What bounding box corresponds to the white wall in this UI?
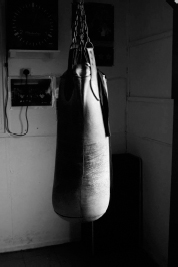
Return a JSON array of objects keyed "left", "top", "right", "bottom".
[
  {"left": 0, "top": 0, "right": 127, "bottom": 252},
  {"left": 127, "top": 1, "right": 173, "bottom": 266}
]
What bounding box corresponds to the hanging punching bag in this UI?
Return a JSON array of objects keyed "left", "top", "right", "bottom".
[{"left": 52, "top": 1, "right": 112, "bottom": 222}]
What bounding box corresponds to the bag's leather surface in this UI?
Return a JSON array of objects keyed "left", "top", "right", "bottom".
[{"left": 52, "top": 48, "right": 111, "bottom": 222}]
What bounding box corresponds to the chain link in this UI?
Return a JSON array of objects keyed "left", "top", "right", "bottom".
[{"left": 72, "top": 1, "right": 91, "bottom": 48}]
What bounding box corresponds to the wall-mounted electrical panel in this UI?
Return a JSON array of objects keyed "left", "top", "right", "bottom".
[{"left": 9, "top": 77, "right": 52, "bottom": 107}]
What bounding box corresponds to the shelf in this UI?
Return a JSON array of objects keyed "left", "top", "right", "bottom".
[{"left": 8, "top": 50, "right": 60, "bottom": 59}]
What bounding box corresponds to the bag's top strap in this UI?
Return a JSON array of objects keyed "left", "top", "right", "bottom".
[
  {"left": 87, "top": 47, "right": 100, "bottom": 100},
  {"left": 87, "top": 46, "right": 111, "bottom": 137},
  {"left": 97, "top": 71, "right": 111, "bottom": 137}
]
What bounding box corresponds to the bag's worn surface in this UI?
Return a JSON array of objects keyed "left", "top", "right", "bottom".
[
  {"left": 52, "top": 58, "right": 111, "bottom": 222},
  {"left": 52, "top": 1, "right": 111, "bottom": 222}
]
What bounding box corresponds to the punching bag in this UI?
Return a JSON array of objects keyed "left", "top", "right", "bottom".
[{"left": 52, "top": 1, "right": 112, "bottom": 222}]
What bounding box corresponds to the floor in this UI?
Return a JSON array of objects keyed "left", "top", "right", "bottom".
[{"left": 0, "top": 241, "right": 159, "bottom": 267}]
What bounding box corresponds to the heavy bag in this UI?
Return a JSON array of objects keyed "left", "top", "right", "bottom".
[{"left": 52, "top": 47, "right": 111, "bottom": 222}]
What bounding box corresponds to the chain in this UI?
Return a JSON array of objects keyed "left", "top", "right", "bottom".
[{"left": 71, "top": 1, "right": 90, "bottom": 48}]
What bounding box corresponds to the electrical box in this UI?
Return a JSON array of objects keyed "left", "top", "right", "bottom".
[{"left": 9, "top": 77, "right": 52, "bottom": 106}]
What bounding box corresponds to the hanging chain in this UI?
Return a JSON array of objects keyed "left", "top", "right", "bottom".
[
  {"left": 69, "top": 1, "right": 93, "bottom": 66},
  {"left": 71, "top": 1, "right": 90, "bottom": 49}
]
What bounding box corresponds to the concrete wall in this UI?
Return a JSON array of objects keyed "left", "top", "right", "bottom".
[
  {"left": 0, "top": 0, "right": 127, "bottom": 252},
  {"left": 126, "top": 1, "right": 173, "bottom": 266}
]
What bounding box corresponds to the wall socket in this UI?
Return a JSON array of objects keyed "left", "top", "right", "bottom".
[{"left": 20, "top": 68, "right": 31, "bottom": 77}]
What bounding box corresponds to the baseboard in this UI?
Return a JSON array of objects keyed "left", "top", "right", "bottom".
[{"left": 0, "top": 237, "right": 81, "bottom": 253}]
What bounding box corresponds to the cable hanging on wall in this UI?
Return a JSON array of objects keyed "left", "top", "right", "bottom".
[{"left": 4, "top": 63, "right": 29, "bottom": 137}]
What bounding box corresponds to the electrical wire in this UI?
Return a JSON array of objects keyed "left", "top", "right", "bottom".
[{"left": 4, "top": 63, "right": 29, "bottom": 137}]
